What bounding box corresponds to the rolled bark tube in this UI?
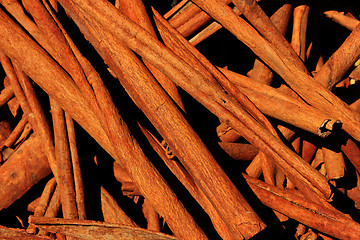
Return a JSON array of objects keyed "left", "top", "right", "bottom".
[
  {"left": 0, "top": 134, "right": 51, "bottom": 211},
  {"left": 244, "top": 174, "right": 360, "bottom": 240}
]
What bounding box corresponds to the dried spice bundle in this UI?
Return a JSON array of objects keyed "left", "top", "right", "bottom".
[{"left": 0, "top": 0, "right": 359, "bottom": 240}]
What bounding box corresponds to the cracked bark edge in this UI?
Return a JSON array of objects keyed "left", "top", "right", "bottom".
[{"left": 317, "top": 119, "right": 342, "bottom": 138}]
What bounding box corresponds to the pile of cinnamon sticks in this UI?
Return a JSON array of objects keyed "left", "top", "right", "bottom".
[{"left": 0, "top": 0, "right": 360, "bottom": 239}]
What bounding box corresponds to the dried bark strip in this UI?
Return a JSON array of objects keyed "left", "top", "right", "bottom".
[
  {"left": 33, "top": 178, "right": 57, "bottom": 216},
  {"left": 29, "top": 216, "right": 179, "bottom": 240},
  {"left": 315, "top": 24, "right": 360, "bottom": 89},
  {"left": 27, "top": 178, "right": 56, "bottom": 234},
  {"left": 50, "top": 98, "right": 78, "bottom": 220},
  {"left": 169, "top": 0, "right": 232, "bottom": 37},
  {"left": 189, "top": 20, "right": 222, "bottom": 46},
  {"left": 0, "top": 85, "right": 14, "bottom": 108},
  {"left": 324, "top": 11, "right": 359, "bottom": 31},
  {"left": 291, "top": 4, "right": 310, "bottom": 61},
  {"left": 0, "top": 225, "right": 51, "bottom": 239},
  {"left": 38, "top": 186, "right": 62, "bottom": 236},
  {"left": 168, "top": 1, "right": 203, "bottom": 30},
  {"left": 65, "top": 113, "right": 86, "bottom": 220},
  {"left": 244, "top": 174, "right": 360, "bottom": 239},
  {"left": 0, "top": 135, "right": 51, "bottom": 210}
]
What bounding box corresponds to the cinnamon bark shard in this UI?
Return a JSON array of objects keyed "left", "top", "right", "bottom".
[
  {"left": 317, "top": 119, "right": 342, "bottom": 138},
  {"left": 29, "top": 216, "right": 178, "bottom": 240}
]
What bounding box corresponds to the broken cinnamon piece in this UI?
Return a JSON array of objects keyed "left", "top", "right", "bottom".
[
  {"left": 65, "top": 113, "right": 86, "bottom": 220},
  {"left": 0, "top": 225, "right": 51, "bottom": 239},
  {"left": 315, "top": 23, "right": 360, "bottom": 89},
  {"left": 1, "top": 116, "right": 28, "bottom": 150},
  {"left": 216, "top": 123, "right": 242, "bottom": 142},
  {"left": 116, "top": 0, "right": 185, "bottom": 111},
  {"left": 163, "top": 0, "right": 189, "bottom": 19},
  {"left": 322, "top": 146, "right": 346, "bottom": 180},
  {"left": 50, "top": 98, "right": 78, "bottom": 220},
  {"left": 142, "top": 198, "right": 161, "bottom": 232},
  {"left": 0, "top": 134, "right": 51, "bottom": 211},
  {"left": 243, "top": 174, "right": 360, "bottom": 239},
  {"left": 291, "top": 4, "right": 310, "bottom": 61},
  {"left": 324, "top": 10, "right": 359, "bottom": 31},
  {"left": 0, "top": 85, "right": 14, "bottom": 108},
  {"left": 301, "top": 139, "right": 318, "bottom": 163}
]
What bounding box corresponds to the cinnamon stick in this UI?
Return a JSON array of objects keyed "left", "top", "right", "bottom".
[
  {"left": 29, "top": 216, "right": 179, "bottom": 240},
  {"left": 1, "top": 116, "right": 28, "bottom": 149},
  {"left": 0, "top": 85, "right": 14, "bottom": 108},
  {"left": 0, "top": 134, "right": 51, "bottom": 210},
  {"left": 249, "top": 3, "right": 293, "bottom": 84},
  {"left": 324, "top": 10, "right": 359, "bottom": 31},
  {"left": 65, "top": 113, "right": 86, "bottom": 220},
  {"left": 50, "top": 98, "right": 78, "bottom": 220},
  {"left": 142, "top": 198, "right": 161, "bottom": 232},
  {"left": 220, "top": 68, "right": 340, "bottom": 137},
  {"left": 315, "top": 23, "right": 360, "bottom": 89},
  {"left": 291, "top": 4, "right": 310, "bottom": 61},
  {"left": 0, "top": 225, "right": 51, "bottom": 239},
  {"left": 27, "top": 178, "right": 56, "bottom": 234},
  {"left": 244, "top": 174, "right": 360, "bottom": 239},
  {"left": 322, "top": 146, "right": 345, "bottom": 180}
]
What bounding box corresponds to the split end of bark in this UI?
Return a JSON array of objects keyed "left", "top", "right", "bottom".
[{"left": 317, "top": 119, "right": 342, "bottom": 138}]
